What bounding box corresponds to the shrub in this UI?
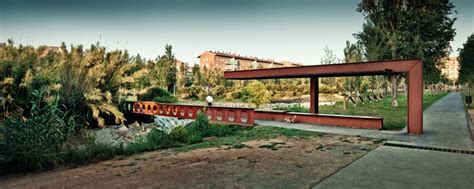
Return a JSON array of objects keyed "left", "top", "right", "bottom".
[
  {"left": 188, "top": 85, "right": 206, "bottom": 100},
  {"left": 170, "top": 126, "right": 188, "bottom": 143},
  {"left": 187, "top": 111, "right": 211, "bottom": 137},
  {"left": 139, "top": 86, "right": 176, "bottom": 103},
  {"left": 243, "top": 81, "right": 271, "bottom": 108},
  {"left": 185, "top": 131, "right": 203, "bottom": 144},
  {"left": 145, "top": 128, "right": 175, "bottom": 149},
  {"left": 274, "top": 103, "right": 309, "bottom": 113},
  {"left": 206, "top": 124, "right": 242, "bottom": 137},
  {"left": 0, "top": 88, "right": 76, "bottom": 171}
]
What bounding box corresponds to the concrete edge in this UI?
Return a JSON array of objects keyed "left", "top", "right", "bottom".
[
  {"left": 463, "top": 105, "right": 474, "bottom": 141},
  {"left": 385, "top": 140, "right": 474, "bottom": 152}
]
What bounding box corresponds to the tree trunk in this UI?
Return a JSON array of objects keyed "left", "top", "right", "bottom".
[
  {"left": 353, "top": 90, "right": 357, "bottom": 108},
  {"left": 389, "top": 36, "right": 398, "bottom": 108},
  {"left": 343, "top": 96, "right": 347, "bottom": 110},
  {"left": 390, "top": 75, "right": 398, "bottom": 107}
]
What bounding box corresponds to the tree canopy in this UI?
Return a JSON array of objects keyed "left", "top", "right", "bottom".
[
  {"left": 355, "top": 0, "right": 457, "bottom": 83},
  {"left": 458, "top": 34, "right": 474, "bottom": 85}
]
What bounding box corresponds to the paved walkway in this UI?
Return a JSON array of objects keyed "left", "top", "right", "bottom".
[
  {"left": 313, "top": 146, "right": 474, "bottom": 189},
  {"left": 257, "top": 92, "right": 474, "bottom": 188}
]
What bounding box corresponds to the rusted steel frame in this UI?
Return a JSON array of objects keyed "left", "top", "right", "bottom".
[
  {"left": 224, "top": 59, "right": 423, "bottom": 135},
  {"left": 254, "top": 110, "right": 383, "bottom": 129},
  {"left": 224, "top": 59, "right": 419, "bottom": 79},
  {"left": 310, "top": 77, "right": 319, "bottom": 113},
  {"left": 407, "top": 61, "right": 423, "bottom": 135}
]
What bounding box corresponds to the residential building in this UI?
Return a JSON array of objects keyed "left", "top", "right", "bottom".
[
  {"left": 0, "top": 43, "right": 5, "bottom": 47},
  {"left": 39, "top": 46, "right": 62, "bottom": 58},
  {"left": 176, "top": 60, "right": 192, "bottom": 78},
  {"left": 197, "top": 51, "right": 300, "bottom": 71},
  {"left": 440, "top": 57, "right": 459, "bottom": 82}
]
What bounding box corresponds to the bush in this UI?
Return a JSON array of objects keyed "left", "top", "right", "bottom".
[
  {"left": 0, "top": 88, "right": 76, "bottom": 171},
  {"left": 185, "top": 131, "right": 203, "bottom": 144},
  {"left": 243, "top": 81, "right": 271, "bottom": 108},
  {"left": 188, "top": 85, "right": 206, "bottom": 100},
  {"left": 139, "top": 86, "right": 176, "bottom": 103},
  {"left": 170, "top": 126, "right": 188, "bottom": 143},
  {"left": 206, "top": 124, "right": 243, "bottom": 137},
  {"left": 273, "top": 103, "right": 309, "bottom": 113},
  {"left": 187, "top": 111, "right": 211, "bottom": 137},
  {"left": 146, "top": 128, "right": 175, "bottom": 149}
]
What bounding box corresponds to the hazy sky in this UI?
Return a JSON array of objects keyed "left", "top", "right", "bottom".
[{"left": 1, "top": 0, "right": 473, "bottom": 65}]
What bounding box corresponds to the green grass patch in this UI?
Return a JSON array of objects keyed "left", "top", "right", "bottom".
[{"left": 276, "top": 93, "right": 448, "bottom": 130}]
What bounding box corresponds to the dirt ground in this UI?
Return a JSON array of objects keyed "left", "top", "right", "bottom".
[{"left": 0, "top": 134, "right": 382, "bottom": 188}]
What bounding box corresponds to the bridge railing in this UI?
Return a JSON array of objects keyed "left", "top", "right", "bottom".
[{"left": 121, "top": 101, "right": 254, "bottom": 126}]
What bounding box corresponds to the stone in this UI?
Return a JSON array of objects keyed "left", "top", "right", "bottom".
[
  {"left": 129, "top": 121, "right": 140, "bottom": 129},
  {"left": 118, "top": 124, "right": 129, "bottom": 132},
  {"left": 94, "top": 128, "right": 116, "bottom": 146}
]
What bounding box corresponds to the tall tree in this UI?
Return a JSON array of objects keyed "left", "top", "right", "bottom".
[
  {"left": 191, "top": 64, "right": 201, "bottom": 86},
  {"left": 342, "top": 41, "right": 367, "bottom": 107},
  {"left": 155, "top": 44, "right": 177, "bottom": 92},
  {"left": 458, "top": 34, "right": 474, "bottom": 87},
  {"left": 320, "top": 46, "right": 339, "bottom": 65},
  {"left": 320, "top": 46, "right": 340, "bottom": 87},
  {"left": 177, "top": 62, "right": 187, "bottom": 88},
  {"left": 355, "top": 0, "right": 456, "bottom": 107}
]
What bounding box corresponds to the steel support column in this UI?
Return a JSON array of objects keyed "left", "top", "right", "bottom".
[
  {"left": 407, "top": 61, "right": 423, "bottom": 135},
  {"left": 310, "top": 77, "right": 319, "bottom": 113}
]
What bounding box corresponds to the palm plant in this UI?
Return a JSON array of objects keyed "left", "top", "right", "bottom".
[{"left": 56, "top": 43, "right": 146, "bottom": 127}]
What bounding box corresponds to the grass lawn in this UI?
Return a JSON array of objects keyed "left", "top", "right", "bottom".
[
  {"left": 319, "top": 93, "right": 448, "bottom": 130},
  {"left": 278, "top": 93, "right": 448, "bottom": 130},
  {"left": 173, "top": 126, "right": 323, "bottom": 152}
]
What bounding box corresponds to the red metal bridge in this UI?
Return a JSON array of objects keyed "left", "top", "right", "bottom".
[{"left": 122, "top": 101, "right": 255, "bottom": 126}]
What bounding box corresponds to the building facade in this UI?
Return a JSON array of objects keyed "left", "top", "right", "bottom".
[
  {"left": 197, "top": 51, "right": 300, "bottom": 71},
  {"left": 440, "top": 57, "right": 459, "bottom": 82}
]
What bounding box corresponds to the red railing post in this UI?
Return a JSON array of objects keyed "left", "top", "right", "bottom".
[{"left": 248, "top": 110, "right": 255, "bottom": 126}]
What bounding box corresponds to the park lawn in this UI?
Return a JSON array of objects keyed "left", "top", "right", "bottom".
[{"left": 318, "top": 93, "right": 448, "bottom": 130}]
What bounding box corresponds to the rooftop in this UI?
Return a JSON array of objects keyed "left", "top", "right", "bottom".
[{"left": 198, "top": 50, "right": 303, "bottom": 66}]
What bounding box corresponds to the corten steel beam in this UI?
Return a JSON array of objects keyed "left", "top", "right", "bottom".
[
  {"left": 224, "top": 59, "right": 424, "bottom": 135},
  {"left": 223, "top": 59, "right": 420, "bottom": 79},
  {"left": 254, "top": 110, "right": 383, "bottom": 129},
  {"left": 407, "top": 61, "right": 423, "bottom": 135},
  {"left": 310, "top": 77, "right": 319, "bottom": 113}
]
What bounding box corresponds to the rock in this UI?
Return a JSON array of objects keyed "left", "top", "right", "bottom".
[
  {"left": 95, "top": 128, "right": 117, "bottom": 146},
  {"left": 142, "top": 123, "right": 157, "bottom": 129},
  {"left": 129, "top": 121, "right": 140, "bottom": 129},
  {"left": 118, "top": 125, "right": 129, "bottom": 132}
]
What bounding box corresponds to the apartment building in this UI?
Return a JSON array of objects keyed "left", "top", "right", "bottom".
[
  {"left": 197, "top": 51, "right": 301, "bottom": 71},
  {"left": 440, "top": 57, "right": 460, "bottom": 82}
]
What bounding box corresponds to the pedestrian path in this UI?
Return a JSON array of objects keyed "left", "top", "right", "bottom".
[
  {"left": 312, "top": 145, "right": 474, "bottom": 189},
  {"left": 295, "top": 92, "right": 474, "bottom": 188}
]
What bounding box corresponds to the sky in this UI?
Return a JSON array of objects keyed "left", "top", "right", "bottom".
[{"left": 0, "top": 0, "right": 473, "bottom": 65}]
